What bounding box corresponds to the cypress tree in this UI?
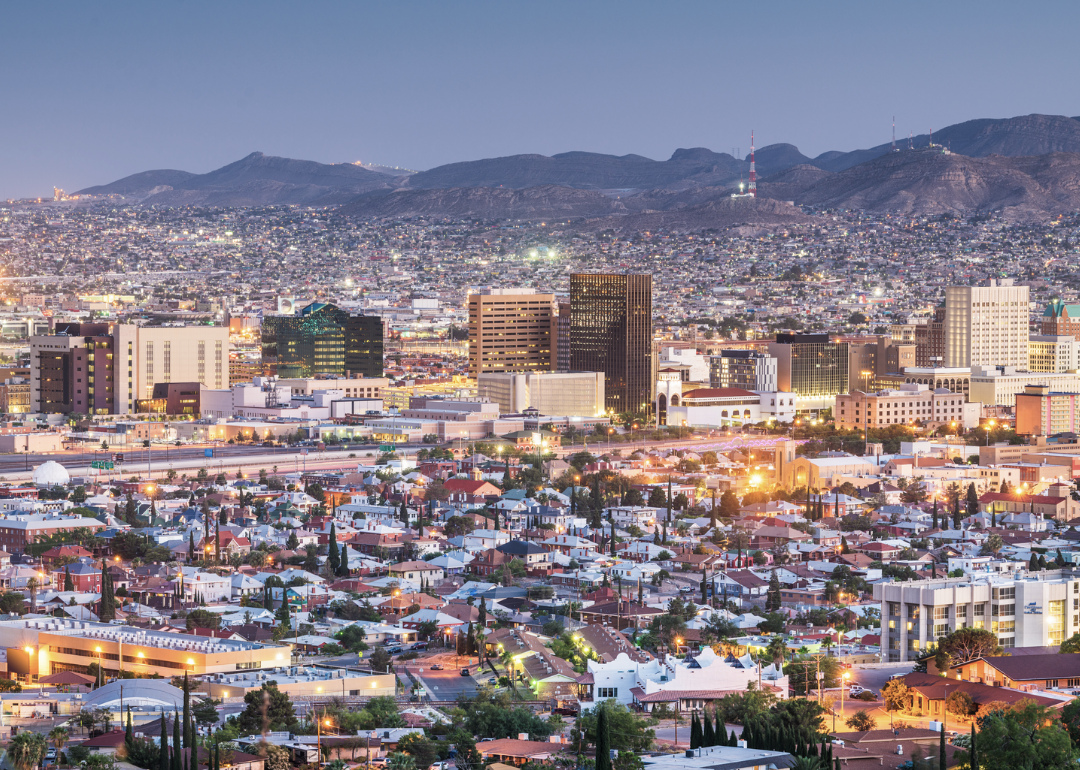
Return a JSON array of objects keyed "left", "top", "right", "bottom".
[
  {"left": 591, "top": 477, "right": 602, "bottom": 529},
  {"left": 932, "top": 498, "right": 939, "bottom": 530},
  {"left": 63, "top": 567, "right": 74, "bottom": 592},
  {"left": 689, "top": 713, "right": 701, "bottom": 749},
  {"left": 214, "top": 517, "right": 221, "bottom": 564},
  {"left": 939, "top": 722, "right": 946, "bottom": 770},
  {"left": 953, "top": 493, "right": 961, "bottom": 529},
  {"left": 970, "top": 722, "right": 977, "bottom": 770},
  {"left": 595, "top": 705, "right": 611, "bottom": 770},
  {"left": 159, "top": 711, "right": 169, "bottom": 770},
  {"left": 182, "top": 673, "right": 191, "bottom": 748},
  {"left": 215, "top": 740, "right": 221, "bottom": 770},
  {"left": 172, "top": 711, "right": 181, "bottom": 770},
  {"left": 1039, "top": 554, "right": 1048, "bottom": 570},
  {"left": 338, "top": 543, "right": 350, "bottom": 577},
  {"left": 666, "top": 478, "right": 673, "bottom": 525},
  {"left": 702, "top": 709, "right": 715, "bottom": 746},
  {"left": 1029, "top": 553, "right": 1040, "bottom": 572},
  {"left": 125, "top": 706, "right": 134, "bottom": 750},
  {"left": 328, "top": 522, "right": 340, "bottom": 574},
  {"left": 400, "top": 498, "right": 408, "bottom": 522},
  {"left": 610, "top": 518, "right": 617, "bottom": 556}
]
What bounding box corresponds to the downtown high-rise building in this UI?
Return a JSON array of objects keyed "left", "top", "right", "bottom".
[
  {"left": 261, "top": 302, "right": 384, "bottom": 379},
  {"left": 569, "top": 273, "right": 653, "bottom": 415},
  {"left": 944, "top": 279, "right": 1030, "bottom": 369},
  {"left": 467, "top": 289, "right": 556, "bottom": 378},
  {"left": 31, "top": 322, "right": 230, "bottom": 415}
]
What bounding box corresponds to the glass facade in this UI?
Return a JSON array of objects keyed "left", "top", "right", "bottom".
[
  {"left": 777, "top": 333, "right": 849, "bottom": 399},
  {"left": 262, "top": 303, "right": 383, "bottom": 379},
  {"left": 569, "top": 273, "right": 652, "bottom": 415}
]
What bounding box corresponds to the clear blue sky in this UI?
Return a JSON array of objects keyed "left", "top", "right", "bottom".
[{"left": 2, "top": 1, "right": 1078, "bottom": 198}]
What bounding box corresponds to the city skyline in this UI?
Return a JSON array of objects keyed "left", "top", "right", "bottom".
[{"left": 2, "top": 1, "right": 1079, "bottom": 198}]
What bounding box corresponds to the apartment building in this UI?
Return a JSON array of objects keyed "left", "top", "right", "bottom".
[
  {"left": 944, "top": 280, "right": 1030, "bottom": 369},
  {"left": 1015, "top": 384, "right": 1080, "bottom": 436},
  {"left": 0, "top": 514, "right": 107, "bottom": 554},
  {"left": 468, "top": 289, "right": 556, "bottom": 378},
  {"left": 834, "top": 383, "right": 980, "bottom": 431},
  {"left": 878, "top": 366, "right": 971, "bottom": 398},
  {"left": 876, "top": 571, "right": 1080, "bottom": 662},
  {"left": 766, "top": 333, "right": 848, "bottom": 411}
]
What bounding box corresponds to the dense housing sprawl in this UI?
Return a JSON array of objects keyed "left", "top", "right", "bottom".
[{"left": 1, "top": 199, "right": 1080, "bottom": 769}]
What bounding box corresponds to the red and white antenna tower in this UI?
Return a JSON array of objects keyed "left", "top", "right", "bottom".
[
  {"left": 892, "top": 117, "right": 896, "bottom": 152},
  {"left": 748, "top": 131, "right": 757, "bottom": 198}
]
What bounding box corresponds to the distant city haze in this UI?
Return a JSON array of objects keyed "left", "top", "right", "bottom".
[{"left": 1, "top": 1, "right": 1077, "bottom": 199}]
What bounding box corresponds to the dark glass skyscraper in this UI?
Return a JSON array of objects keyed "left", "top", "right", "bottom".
[
  {"left": 262, "top": 303, "right": 383, "bottom": 379},
  {"left": 569, "top": 273, "right": 652, "bottom": 415}
]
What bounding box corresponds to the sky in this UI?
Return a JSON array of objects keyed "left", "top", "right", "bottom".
[{"left": 2, "top": 1, "right": 1078, "bottom": 198}]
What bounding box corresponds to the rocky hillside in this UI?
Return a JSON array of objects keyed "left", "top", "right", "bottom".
[{"left": 794, "top": 148, "right": 1080, "bottom": 220}]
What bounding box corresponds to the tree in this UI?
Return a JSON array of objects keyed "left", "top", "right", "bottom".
[
  {"left": 622, "top": 489, "right": 645, "bottom": 507},
  {"left": 981, "top": 534, "right": 1005, "bottom": 556},
  {"left": 327, "top": 522, "right": 340, "bottom": 575},
  {"left": 881, "top": 678, "right": 909, "bottom": 712},
  {"left": 1060, "top": 633, "right": 1080, "bottom": 654},
  {"left": 945, "top": 690, "right": 977, "bottom": 718},
  {"left": 7, "top": 731, "right": 47, "bottom": 770},
  {"left": 765, "top": 570, "right": 782, "bottom": 612},
  {"left": 369, "top": 646, "right": 392, "bottom": 673},
  {"left": 719, "top": 490, "right": 740, "bottom": 519},
  {"left": 397, "top": 733, "right": 438, "bottom": 769},
  {"left": 453, "top": 733, "right": 483, "bottom": 770},
  {"left": 1061, "top": 697, "right": 1080, "bottom": 745},
  {"left": 647, "top": 487, "right": 667, "bottom": 509},
  {"left": 938, "top": 628, "right": 1002, "bottom": 666},
  {"left": 976, "top": 700, "right": 1077, "bottom": 770},
  {"left": 966, "top": 482, "right": 979, "bottom": 520},
  {"left": 286, "top": 531, "right": 299, "bottom": 551},
  {"left": 193, "top": 697, "right": 220, "bottom": 726},
  {"left": 572, "top": 700, "right": 655, "bottom": 755},
  {"left": 845, "top": 711, "right": 875, "bottom": 731},
  {"left": 63, "top": 567, "right": 74, "bottom": 592},
  {"left": 595, "top": 705, "right": 612, "bottom": 770},
  {"left": 235, "top": 684, "right": 297, "bottom": 734}
]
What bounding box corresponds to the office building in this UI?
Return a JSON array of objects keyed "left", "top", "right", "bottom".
[
  {"left": 467, "top": 290, "right": 556, "bottom": 378},
  {"left": 834, "top": 383, "right": 980, "bottom": 431},
  {"left": 556, "top": 301, "right": 571, "bottom": 373},
  {"left": 570, "top": 274, "right": 653, "bottom": 415},
  {"left": 709, "top": 350, "right": 778, "bottom": 391},
  {"left": 875, "top": 570, "right": 1080, "bottom": 662},
  {"left": 766, "top": 333, "right": 849, "bottom": 410},
  {"left": 1028, "top": 335, "right": 1080, "bottom": 373},
  {"left": 1041, "top": 299, "right": 1080, "bottom": 340},
  {"left": 31, "top": 322, "right": 229, "bottom": 415},
  {"left": 0, "top": 378, "right": 31, "bottom": 414},
  {"left": 969, "top": 366, "right": 1080, "bottom": 407},
  {"left": 915, "top": 306, "right": 947, "bottom": 367},
  {"left": 261, "top": 302, "right": 383, "bottom": 380},
  {"left": 477, "top": 371, "right": 605, "bottom": 417},
  {"left": 134, "top": 383, "right": 205, "bottom": 416},
  {"left": 845, "top": 335, "right": 915, "bottom": 388},
  {"left": 944, "top": 280, "right": 1030, "bottom": 368},
  {"left": 1015, "top": 385, "right": 1080, "bottom": 435}
]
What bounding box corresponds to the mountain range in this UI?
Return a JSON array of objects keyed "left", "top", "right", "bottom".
[{"left": 77, "top": 113, "right": 1080, "bottom": 225}]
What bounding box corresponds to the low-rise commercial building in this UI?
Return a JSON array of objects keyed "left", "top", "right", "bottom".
[
  {"left": 477, "top": 371, "right": 605, "bottom": 417},
  {"left": 834, "top": 384, "right": 980, "bottom": 431}
]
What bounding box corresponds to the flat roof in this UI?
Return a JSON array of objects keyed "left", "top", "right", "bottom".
[{"left": 0, "top": 618, "right": 267, "bottom": 653}]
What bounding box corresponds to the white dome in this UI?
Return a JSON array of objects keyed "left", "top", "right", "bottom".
[{"left": 33, "top": 461, "right": 70, "bottom": 487}]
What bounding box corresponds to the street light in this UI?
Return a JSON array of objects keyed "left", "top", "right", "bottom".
[{"left": 985, "top": 419, "right": 996, "bottom": 446}]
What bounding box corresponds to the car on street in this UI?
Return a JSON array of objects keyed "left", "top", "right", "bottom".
[
  {"left": 430, "top": 663, "right": 443, "bottom": 670},
  {"left": 849, "top": 685, "right": 875, "bottom": 697},
  {"left": 460, "top": 667, "right": 470, "bottom": 676},
  {"left": 487, "top": 676, "right": 497, "bottom": 685}
]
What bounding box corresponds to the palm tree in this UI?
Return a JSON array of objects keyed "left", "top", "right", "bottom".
[
  {"left": 26, "top": 577, "right": 39, "bottom": 613},
  {"left": 791, "top": 758, "right": 822, "bottom": 770},
  {"left": 48, "top": 727, "right": 68, "bottom": 760},
  {"left": 8, "top": 732, "right": 47, "bottom": 770}
]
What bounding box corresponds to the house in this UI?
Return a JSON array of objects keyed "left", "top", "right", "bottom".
[
  {"left": 495, "top": 541, "right": 553, "bottom": 575},
  {"left": 442, "top": 479, "right": 502, "bottom": 505},
  {"left": 41, "top": 545, "right": 94, "bottom": 569},
  {"left": 478, "top": 739, "right": 570, "bottom": 767},
  {"left": 52, "top": 561, "right": 101, "bottom": 593},
  {"left": 898, "top": 672, "right": 1064, "bottom": 721},
  {"left": 577, "top": 599, "right": 665, "bottom": 630},
  {"left": 953, "top": 653, "right": 1080, "bottom": 691},
  {"left": 388, "top": 561, "right": 444, "bottom": 584}
]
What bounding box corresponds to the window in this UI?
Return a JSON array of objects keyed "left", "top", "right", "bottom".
[
  {"left": 974, "top": 604, "right": 986, "bottom": 617},
  {"left": 994, "top": 586, "right": 1015, "bottom": 600},
  {"left": 956, "top": 605, "right": 968, "bottom": 619},
  {"left": 597, "top": 687, "right": 618, "bottom": 699},
  {"left": 934, "top": 606, "right": 949, "bottom": 620}
]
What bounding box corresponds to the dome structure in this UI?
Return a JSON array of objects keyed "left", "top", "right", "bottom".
[
  {"left": 32, "top": 461, "right": 70, "bottom": 487},
  {"left": 82, "top": 679, "right": 184, "bottom": 711}
]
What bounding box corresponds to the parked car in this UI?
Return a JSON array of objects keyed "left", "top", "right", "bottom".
[
  {"left": 487, "top": 676, "right": 497, "bottom": 685},
  {"left": 849, "top": 685, "right": 872, "bottom": 697},
  {"left": 460, "top": 667, "right": 470, "bottom": 676},
  {"left": 430, "top": 663, "right": 443, "bottom": 671}
]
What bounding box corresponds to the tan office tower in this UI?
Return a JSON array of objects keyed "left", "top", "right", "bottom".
[
  {"left": 114, "top": 325, "right": 230, "bottom": 414},
  {"left": 468, "top": 289, "right": 556, "bottom": 378},
  {"left": 945, "top": 280, "right": 1030, "bottom": 368}
]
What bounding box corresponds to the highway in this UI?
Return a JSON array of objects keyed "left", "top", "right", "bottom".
[{"left": 0, "top": 431, "right": 798, "bottom": 483}]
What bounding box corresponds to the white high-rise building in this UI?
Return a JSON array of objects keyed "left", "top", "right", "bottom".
[
  {"left": 1028, "top": 335, "right": 1080, "bottom": 373},
  {"left": 944, "top": 279, "right": 1030, "bottom": 368}
]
